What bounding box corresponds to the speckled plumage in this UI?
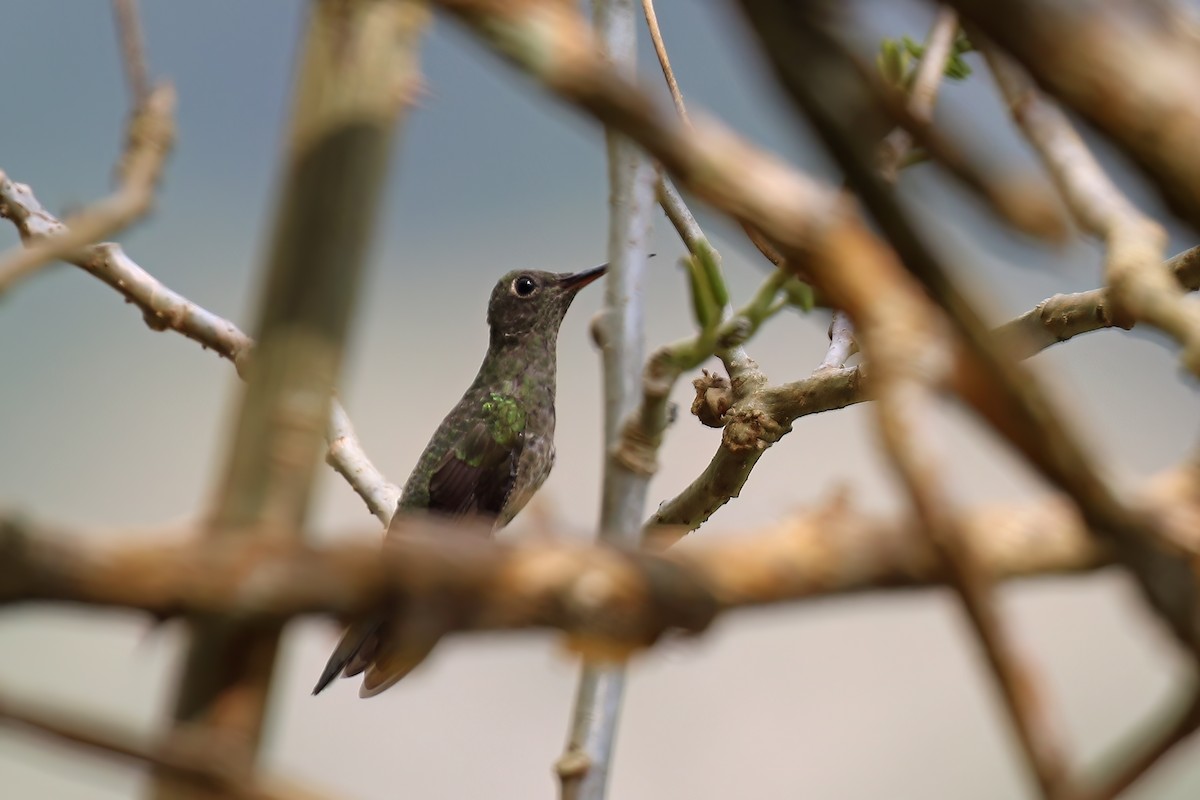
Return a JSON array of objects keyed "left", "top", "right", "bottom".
[{"left": 313, "top": 264, "right": 605, "bottom": 698}]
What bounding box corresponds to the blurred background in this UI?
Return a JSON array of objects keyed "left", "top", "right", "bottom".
[{"left": 2, "top": 2, "right": 1199, "bottom": 798}]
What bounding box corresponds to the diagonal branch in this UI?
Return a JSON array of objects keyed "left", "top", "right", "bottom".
[
  {"left": 982, "top": 43, "right": 1200, "bottom": 376},
  {"left": 946, "top": 0, "right": 1200, "bottom": 231},
  {"left": 0, "top": 173, "right": 401, "bottom": 527},
  {"left": 0, "top": 690, "right": 333, "bottom": 800},
  {"left": 0, "top": 83, "right": 175, "bottom": 297}
]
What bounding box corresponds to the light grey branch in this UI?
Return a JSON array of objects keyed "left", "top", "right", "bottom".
[
  {"left": 559, "top": 2, "right": 656, "bottom": 799},
  {"left": 0, "top": 83, "right": 174, "bottom": 296},
  {"left": 0, "top": 173, "right": 400, "bottom": 527}
]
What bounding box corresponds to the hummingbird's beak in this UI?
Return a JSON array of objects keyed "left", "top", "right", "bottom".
[{"left": 557, "top": 263, "right": 608, "bottom": 292}]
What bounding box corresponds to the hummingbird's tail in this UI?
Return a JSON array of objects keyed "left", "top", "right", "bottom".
[
  {"left": 312, "top": 616, "right": 380, "bottom": 695},
  {"left": 313, "top": 614, "right": 437, "bottom": 698}
]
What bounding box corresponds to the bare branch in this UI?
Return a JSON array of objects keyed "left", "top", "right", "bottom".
[
  {"left": 650, "top": 244, "right": 1199, "bottom": 535},
  {"left": 154, "top": 3, "right": 430, "bottom": 794},
  {"left": 983, "top": 44, "right": 1200, "bottom": 376},
  {"left": 0, "top": 691, "right": 332, "bottom": 800},
  {"left": 0, "top": 83, "right": 175, "bottom": 297},
  {"left": 731, "top": 0, "right": 1200, "bottom": 663},
  {"left": 817, "top": 310, "right": 858, "bottom": 370},
  {"left": 947, "top": 0, "right": 1200, "bottom": 231},
  {"left": 111, "top": 0, "right": 151, "bottom": 105},
  {"left": 878, "top": 7, "right": 959, "bottom": 177},
  {"left": 6, "top": 465, "right": 1154, "bottom": 626},
  {"left": 559, "top": 0, "right": 657, "bottom": 797},
  {"left": 641, "top": 0, "right": 688, "bottom": 123},
  {"left": 1076, "top": 685, "right": 1200, "bottom": 800},
  {"left": 0, "top": 173, "right": 400, "bottom": 528}
]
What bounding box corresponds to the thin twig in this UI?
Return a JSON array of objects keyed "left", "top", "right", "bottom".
[
  {"left": 0, "top": 691, "right": 330, "bottom": 800},
  {"left": 0, "top": 173, "right": 401, "bottom": 527},
  {"left": 818, "top": 310, "right": 857, "bottom": 370},
  {"left": 878, "top": 7, "right": 959, "bottom": 177},
  {"left": 641, "top": 0, "right": 688, "bottom": 123},
  {"left": 983, "top": 43, "right": 1200, "bottom": 376},
  {"left": 111, "top": 0, "right": 151, "bottom": 105},
  {"left": 946, "top": 0, "right": 1200, "bottom": 231},
  {"left": 0, "top": 83, "right": 175, "bottom": 297}
]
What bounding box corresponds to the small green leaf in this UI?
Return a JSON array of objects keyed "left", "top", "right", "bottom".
[
  {"left": 876, "top": 38, "right": 910, "bottom": 88},
  {"left": 684, "top": 256, "right": 717, "bottom": 331},
  {"left": 694, "top": 240, "right": 730, "bottom": 310},
  {"left": 783, "top": 278, "right": 815, "bottom": 312}
]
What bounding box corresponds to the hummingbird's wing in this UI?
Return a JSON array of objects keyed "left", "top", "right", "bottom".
[{"left": 426, "top": 421, "right": 524, "bottom": 517}]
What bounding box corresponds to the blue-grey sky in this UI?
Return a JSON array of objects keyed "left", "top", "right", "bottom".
[{"left": 2, "top": 3, "right": 1199, "bottom": 799}]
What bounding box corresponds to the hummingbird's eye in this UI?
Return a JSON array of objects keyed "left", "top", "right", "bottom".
[{"left": 514, "top": 275, "right": 538, "bottom": 297}]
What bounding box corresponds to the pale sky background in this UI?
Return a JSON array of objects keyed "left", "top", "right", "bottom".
[{"left": 2, "top": 2, "right": 1199, "bottom": 799}]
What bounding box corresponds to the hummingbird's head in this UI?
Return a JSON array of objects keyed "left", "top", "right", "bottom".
[{"left": 486, "top": 263, "right": 607, "bottom": 343}]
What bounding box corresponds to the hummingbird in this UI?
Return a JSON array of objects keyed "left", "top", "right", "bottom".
[{"left": 313, "top": 263, "right": 607, "bottom": 698}]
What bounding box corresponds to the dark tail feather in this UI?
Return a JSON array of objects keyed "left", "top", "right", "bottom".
[{"left": 312, "top": 616, "right": 380, "bottom": 695}]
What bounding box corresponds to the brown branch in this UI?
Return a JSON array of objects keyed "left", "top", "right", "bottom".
[
  {"left": 877, "top": 7, "right": 959, "bottom": 177},
  {"left": 641, "top": 0, "right": 688, "bottom": 123},
  {"left": 4, "top": 467, "right": 1153, "bottom": 627},
  {"left": 111, "top": 0, "right": 151, "bottom": 104},
  {"left": 153, "top": 4, "right": 431, "bottom": 796},
  {"left": 0, "top": 83, "right": 175, "bottom": 296},
  {"left": 0, "top": 172, "right": 401, "bottom": 526},
  {"left": 650, "top": 244, "right": 1199, "bottom": 535},
  {"left": 872, "top": 345, "right": 1072, "bottom": 797},
  {"left": 732, "top": 0, "right": 1200, "bottom": 668},
  {"left": 946, "top": 0, "right": 1200, "bottom": 232},
  {"left": 0, "top": 691, "right": 331, "bottom": 800},
  {"left": 1076, "top": 685, "right": 1200, "bottom": 800},
  {"left": 983, "top": 44, "right": 1200, "bottom": 376}
]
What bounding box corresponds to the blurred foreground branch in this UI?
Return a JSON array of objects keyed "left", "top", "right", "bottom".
[
  {"left": 153, "top": 2, "right": 430, "bottom": 795},
  {"left": 0, "top": 691, "right": 332, "bottom": 800},
  {"left": 6, "top": 459, "right": 1159, "bottom": 630}
]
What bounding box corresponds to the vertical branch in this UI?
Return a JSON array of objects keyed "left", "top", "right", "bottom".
[
  {"left": 558, "top": 1, "right": 655, "bottom": 798},
  {"left": 152, "top": 2, "right": 430, "bottom": 797}
]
